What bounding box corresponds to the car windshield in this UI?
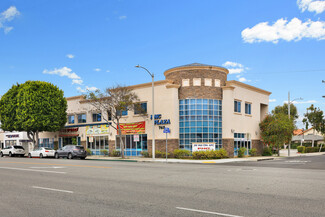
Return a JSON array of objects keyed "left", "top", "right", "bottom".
[{"left": 14, "top": 146, "right": 24, "bottom": 150}]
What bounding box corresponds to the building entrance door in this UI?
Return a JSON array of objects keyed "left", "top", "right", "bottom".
[{"left": 115, "top": 134, "right": 147, "bottom": 156}]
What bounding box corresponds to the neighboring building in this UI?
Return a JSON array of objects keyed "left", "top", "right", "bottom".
[
  {"left": 0, "top": 63, "right": 271, "bottom": 157},
  {"left": 292, "top": 128, "right": 324, "bottom": 146}
]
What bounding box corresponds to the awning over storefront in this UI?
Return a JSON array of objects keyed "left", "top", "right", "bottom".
[{"left": 59, "top": 134, "right": 79, "bottom": 137}]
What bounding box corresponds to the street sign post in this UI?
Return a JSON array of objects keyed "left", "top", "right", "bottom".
[{"left": 163, "top": 128, "right": 170, "bottom": 162}]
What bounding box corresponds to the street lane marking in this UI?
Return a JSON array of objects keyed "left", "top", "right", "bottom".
[
  {"left": 30, "top": 166, "right": 66, "bottom": 169},
  {"left": 176, "top": 207, "right": 244, "bottom": 217},
  {"left": 32, "top": 186, "right": 73, "bottom": 194},
  {"left": 0, "top": 166, "right": 66, "bottom": 174},
  {"left": 2, "top": 162, "right": 111, "bottom": 169}
]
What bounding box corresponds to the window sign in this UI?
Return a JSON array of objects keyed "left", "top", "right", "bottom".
[
  {"left": 134, "top": 134, "right": 140, "bottom": 142},
  {"left": 192, "top": 143, "right": 216, "bottom": 152}
]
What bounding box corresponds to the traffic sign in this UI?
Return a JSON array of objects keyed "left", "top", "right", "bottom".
[{"left": 163, "top": 127, "right": 170, "bottom": 133}]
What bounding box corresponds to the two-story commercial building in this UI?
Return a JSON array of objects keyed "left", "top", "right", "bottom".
[{"left": 1, "top": 63, "right": 271, "bottom": 157}]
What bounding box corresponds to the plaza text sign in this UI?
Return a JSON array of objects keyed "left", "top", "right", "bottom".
[
  {"left": 192, "top": 143, "right": 216, "bottom": 152},
  {"left": 150, "top": 114, "right": 171, "bottom": 125}
]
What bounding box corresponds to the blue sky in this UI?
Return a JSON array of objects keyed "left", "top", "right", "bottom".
[{"left": 0, "top": 0, "right": 324, "bottom": 128}]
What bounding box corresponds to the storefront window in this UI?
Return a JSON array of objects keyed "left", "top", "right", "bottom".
[
  {"left": 179, "top": 99, "right": 222, "bottom": 151},
  {"left": 115, "top": 134, "right": 147, "bottom": 156},
  {"left": 234, "top": 133, "right": 251, "bottom": 156},
  {"left": 87, "top": 135, "right": 109, "bottom": 155}
]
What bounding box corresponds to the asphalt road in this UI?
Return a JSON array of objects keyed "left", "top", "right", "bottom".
[{"left": 0, "top": 155, "right": 325, "bottom": 217}]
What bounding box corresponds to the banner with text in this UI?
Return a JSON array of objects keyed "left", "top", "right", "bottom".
[
  {"left": 117, "top": 121, "right": 145, "bottom": 135},
  {"left": 192, "top": 143, "right": 216, "bottom": 152}
]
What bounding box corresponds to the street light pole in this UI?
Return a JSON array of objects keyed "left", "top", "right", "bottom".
[
  {"left": 135, "top": 65, "right": 155, "bottom": 159},
  {"left": 288, "top": 91, "right": 303, "bottom": 157}
]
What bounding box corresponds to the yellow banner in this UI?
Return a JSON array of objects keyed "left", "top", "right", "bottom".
[{"left": 86, "top": 124, "right": 110, "bottom": 135}]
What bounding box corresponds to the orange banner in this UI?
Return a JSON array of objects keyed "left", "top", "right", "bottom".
[{"left": 117, "top": 121, "right": 145, "bottom": 135}]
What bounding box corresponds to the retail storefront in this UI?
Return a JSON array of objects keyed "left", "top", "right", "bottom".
[
  {"left": 86, "top": 124, "right": 110, "bottom": 155},
  {"left": 3, "top": 132, "right": 33, "bottom": 153},
  {"left": 115, "top": 121, "right": 147, "bottom": 156},
  {"left": 58, "top": 127, "right": 80, "bottom": 148}
]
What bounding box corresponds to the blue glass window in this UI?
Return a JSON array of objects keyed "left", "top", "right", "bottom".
[
  {"left": 68, "top": 115, "right": 75, "bottom": 124},
  {"left": 234, "top": 100, "right": 241, "bottom": 113},
  {"left": 78, "top": 114, "right": 87, "bottom": 123},
  {"left": 92, "top": 113, "right": 102, "bottom": 122},
  {"left": 245, "top": 103, "right": 251, "bottom": 115}
]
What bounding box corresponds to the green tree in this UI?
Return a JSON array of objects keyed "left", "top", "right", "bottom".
[
  {"left": 0, "top": 81, "right": 67, "bottom": 148},
  {"left": 86, "top": 85, "right": 145, "bottom": 159},
  {"left": 272, "top": 103, "right": 298, "bottom": 121},
  {"left": 259, "top": 113, "right": 295, "bottom": 156},
  {"left": 302, "top": 105, "right": 325, "bottom": 143}
]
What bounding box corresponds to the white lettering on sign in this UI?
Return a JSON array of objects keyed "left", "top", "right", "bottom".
[{"left": 192, "top": 143, "right": 216, "bottom": 152}]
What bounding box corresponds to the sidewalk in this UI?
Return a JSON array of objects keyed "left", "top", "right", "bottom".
[
  {"left": 86, "top": 155, "right": 276, "bottom": 164},
  {"left": 86, "top": 151, "right": 324, "bottom": 164}
]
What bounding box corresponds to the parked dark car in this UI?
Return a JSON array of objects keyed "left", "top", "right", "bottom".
[{"left": 55, "top": 145, "right": 87, "bottom": 159}]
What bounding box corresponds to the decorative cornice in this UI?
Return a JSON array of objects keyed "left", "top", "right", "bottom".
[
  {"left": 127, "top": 80, "right": 171, "bottom": 90},
  {"left": 221, "top": 85, "right": 235, "bottom": 90},
  {"left": 66, "top": 95, "right": 85, "bottom": 101},
  {"left": 226, "top": 80, "right": 272, "bottom": 96},
  {"left": 164, "top": 66, "right": 229, "bottom": 77}
]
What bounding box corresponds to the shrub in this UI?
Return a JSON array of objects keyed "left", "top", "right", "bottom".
[
  {"left": 262, "top": 147, "right": 272, "bottom": 156},
  {"left": 155, "top": 150, "right": 163, "bottom": 158},
  {"left": 238, "top": 147, "right": 247, "bottom": 158},
  {"left": 173, "top": 149, "right": 191, "bottom": 159},
  {"left": 249, "top": 148, "right": 257, "bottom": 156},
  {"left": 218, "top": 148, "right": 228, "bottom": 158},
  {"left": 111, "top": 150, "right": 121, "bottom": 157},
  {"left": 141, "top": 151, "right": 150, "bottom": 158},
  {"left": 100, "top": 149, "right": 108, "bottom": 156},
  {"left": 297, "top": 146, "right": 305, "bottom": 153},
  {"left": 192, "top": 151, "right": 207, "bottom": 159},
  {"left": 86, "top": 148, "right": 92, "bottom": 156}
]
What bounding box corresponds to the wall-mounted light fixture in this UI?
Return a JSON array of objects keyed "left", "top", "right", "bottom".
[{"left": 231, "top": 129, "right": 235, "bottom": 133}]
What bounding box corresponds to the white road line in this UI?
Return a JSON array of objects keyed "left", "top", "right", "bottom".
[
  {"left": 0, "top": 166, "right": 66, "bottom": 174},
  {"left": 32, "top": 186, "right": 73, "bottom": 194},
  {"left": 176, "top": 207, "right": 244, "bottom": 217},
  {"left": 30, "top": 166, "right": 65, "bottom": 169}
]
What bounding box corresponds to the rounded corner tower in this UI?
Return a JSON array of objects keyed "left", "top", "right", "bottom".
[
  {"left": 163, "top": 63, "right": 229, "bottom": 100},
  {"left": 163, "top": 63, "right": 228, "bottom": 151}
]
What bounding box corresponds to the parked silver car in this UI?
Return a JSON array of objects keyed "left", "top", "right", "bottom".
[{"left": 55, "top": 145, "right": 87, "bottom": 159}]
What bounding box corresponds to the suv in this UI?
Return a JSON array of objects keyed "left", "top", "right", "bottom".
[
  {"left": 0, "top": 146, "right": 25, "bottom": 157},
  {"left": 55, "top": 145, "right": 87, "bottom": 159}
]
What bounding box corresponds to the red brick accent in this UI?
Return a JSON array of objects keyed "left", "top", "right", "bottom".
[
  {"left": 222, "top": 139, "right": 234, "bottom": 157},
  {"left": 252, "top": 139, "right": 264, "bottom": 155}
]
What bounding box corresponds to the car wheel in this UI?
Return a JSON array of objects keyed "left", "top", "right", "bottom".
[
  {"left": 0, "top": 152, "right": 3, "bottom": 157},
  {"left": 40, "top": 153, "right": 43, "bottom": 158},
  {"left": 68, "top": 153, "right": 73, "bottom": 159},
  {"left": 28, "top": 153, "right": 32, "bottom": 158},
  {"left": 55, "top": 153, "right": 59, "bottom": 159},
  {"left": 80, "top": 157, "right": 86, "bottom": 160},
  {"left": 9, "top": 152, "right": 12, "bottom": 157}
]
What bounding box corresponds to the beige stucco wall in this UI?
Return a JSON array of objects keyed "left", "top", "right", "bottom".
[{"left": 222, "top": 82, "right": 270, "bottom": 140}]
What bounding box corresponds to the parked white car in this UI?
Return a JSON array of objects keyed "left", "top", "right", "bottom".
[
  {"left": 28, "top": 147, "right": 56, "bottom": 158},
  {"left": 0, "top": 146, "right": 25, "bottom": 157}
]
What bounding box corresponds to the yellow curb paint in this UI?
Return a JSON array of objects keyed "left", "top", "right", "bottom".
[
  {"left": 202, "top": 161, "right": 216, "bottom": 163},
  {"left": 2, "top": 161, "right": 111, "bottom": 169}
]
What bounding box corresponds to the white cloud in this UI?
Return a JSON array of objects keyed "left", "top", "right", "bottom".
[
  {"left": 269, "top": 99, "right": 277, "bottom": 102},
  {"left": 1, "top": 6, "right": 20, "bottom": 21},
  {"left": 106, "top": 70, "right": 110, "bottom": 73},
  {"left": 119, "top": 15, "right": 127, "bottom": 20},
  {"left": 242, "top": 18, "right": 325, "bottom": 43},
  {"left": 94, "top": 68, "right": 101, "bottom": 72},
  {"left": 222, "top": 61, "right": 247, "bottom": 74},
  {"left": 238, "top": 77, "right": 247, "bottom": 82},
  {"left": 66, "top": 54, "right": 75, "bottom": 59},
  {"left": 72, "top": 79, "right": 83, "bottom": 85},
  {"left": 43, "top": 67, "right": 83, "bottom": 85},
  {"left": 77, "top": 86, "right": 98, "bottom": 93},
  {"left": 0, "top": 6, "right": 20, "bottom": 34},
  {"left": 283, "top": 100, "right": 318, "bottom": 104},
  {"left": 222, "top": 61, "right": 243, "bottom": 68},
  {"left": 297, "top": 0, "right": 325, "bottom": 14}
]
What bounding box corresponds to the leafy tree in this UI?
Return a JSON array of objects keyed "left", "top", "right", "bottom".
[
  {"left": 259, "top": 113, "right": 295, "bottom": 156},
  {"left": 302, "top": 105, "right": 325, "bottom": 142},
  {"left": 0, "top": 81, "right": 67, "bottom": 148},
  {"left": 272, "top": 103, "right": 298, "bottom": 121},
  {"left": 86, "top": 85, "right": 145, "bottom": 159}
]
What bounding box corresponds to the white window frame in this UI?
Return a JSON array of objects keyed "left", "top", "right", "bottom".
[
  {"left": 182, "top": 79, "right": 190, "bottom": 87},
  {"left": 204, "top": 78, "right": 212, "bottom": 86},
  {"left": 193, "top": 78, "right": 201, "bottom": 86},
  {"left": 215, "top": 79, "right": 221, "bottom": 87}
]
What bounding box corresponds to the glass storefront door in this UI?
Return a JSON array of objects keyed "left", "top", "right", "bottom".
[
  {"left": 115, "top": 134, "right": 147, "bottom": 156},
  {"left": 234, "top": 133, "right": 251, "bottom": 156},
  {"left": 87, "top": 135, "right": 109, "bottom": 155}
]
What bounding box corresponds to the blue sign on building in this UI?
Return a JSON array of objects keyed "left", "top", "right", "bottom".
[{"left": 163, "top": 127, "right": 170, "bottom": 134}]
